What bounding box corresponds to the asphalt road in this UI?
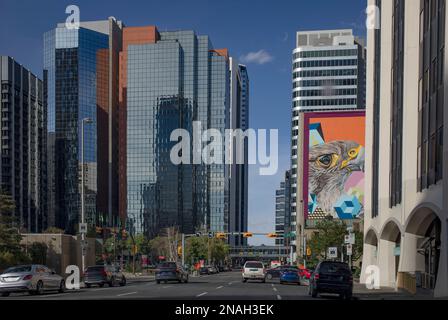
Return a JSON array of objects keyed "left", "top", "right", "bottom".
[{"left": 0, "top": 271, "right": 329, "bottom": 300}]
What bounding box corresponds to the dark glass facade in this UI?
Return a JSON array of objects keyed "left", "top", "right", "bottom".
[
  {"left": 372, "top": 0, "right": 382, "bottom": 218},
  {"left": 126, "top": 31, "right": 231, "bottom": 237},
  {"left": 44, "top": 26, "right": 109, "bottom": 233},
  {"left": 418, "top": 0, "right": 445, "bottom": 191},
  {"left": 390, "top": 0, "right": 405, "bottom": 208},
  {"left": 0, "top": 56, "right": 47, "bottom": 232}
]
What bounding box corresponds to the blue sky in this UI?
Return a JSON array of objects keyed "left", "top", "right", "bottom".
[{"left": 0, "top": 0, "right": 367, "bottom": 245}]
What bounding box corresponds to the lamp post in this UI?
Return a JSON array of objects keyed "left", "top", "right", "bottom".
[{"left": 81, "top": 117, "right": 93, "bottom": 273}]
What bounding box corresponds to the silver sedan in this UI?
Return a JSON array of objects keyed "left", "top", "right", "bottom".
[{"left": 0, "top": 265, "right": 66, "bottom": 297}]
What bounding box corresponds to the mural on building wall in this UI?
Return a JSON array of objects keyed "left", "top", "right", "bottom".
[{"left": 304, "top": 112, "right": 366, "bottom": 220}]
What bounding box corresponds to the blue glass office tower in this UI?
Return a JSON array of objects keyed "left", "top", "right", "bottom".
[
  {"left": 126, "top": 30, "right": 231, "bottom": 237},
  {"left": 44, "top": 19, "right": 122, "bottom": 233}
]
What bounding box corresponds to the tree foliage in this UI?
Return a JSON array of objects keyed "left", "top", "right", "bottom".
[{"left": 307, "top": 219, "right": 363, "bottom": 268}]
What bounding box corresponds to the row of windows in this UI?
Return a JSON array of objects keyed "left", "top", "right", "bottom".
[
  {"left": 293, "top": 98, "right": 357, "bottom": 108},
  {"left": 292, "top": 88, "right": 357, "bottom": 98},
  {"left": 293, "top": 69, "right": 357, "bottom": 79},
  {"left": 293, "top": 59, "right": 358, "bottom": 69},
  {"left": 293, "top": 78, "right": 357, "bottom": 88},
  {"left": 293, "top": 49, "right": 358, "bottom": 60}
]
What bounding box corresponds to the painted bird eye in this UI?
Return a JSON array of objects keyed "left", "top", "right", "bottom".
[
  {"left": 318, "top": 155, "right": 332, "bottom": 167},
  {"left": 348, "top": 148, "right": 358, "bottom": 158}
]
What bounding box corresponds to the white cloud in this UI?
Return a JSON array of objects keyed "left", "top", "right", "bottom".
[{"left": 240, "top": 49, "right": 274, "bottom": 65}]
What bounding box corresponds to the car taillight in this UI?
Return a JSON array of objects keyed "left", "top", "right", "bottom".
[
  {"left": 314, "top": 273, "right": 320, "bottom": 280},
  {"left": 23, "top": 274, "right": 33, "bottom": 281}
]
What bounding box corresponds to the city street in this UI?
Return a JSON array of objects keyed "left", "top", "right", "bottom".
[{"left": 0, "top": 271, "right": 326, "bottom": 301}]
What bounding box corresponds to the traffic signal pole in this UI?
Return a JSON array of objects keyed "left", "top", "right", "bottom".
[{"left": 181, "top": 233, "right": 185, "bottom": 266}]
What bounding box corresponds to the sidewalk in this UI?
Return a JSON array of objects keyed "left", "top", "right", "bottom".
[{"left": 353, "top": 282, "right": 446, "bottom": 300}]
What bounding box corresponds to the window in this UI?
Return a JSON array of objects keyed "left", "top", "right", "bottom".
[
  {"left": 390, "top": 0, "right": 405, "bottom": 207},
  {"left": 372, "top": 0, "right": 382, "bottom": 218},
  {"left": 418, "top": 0, "right": 445, "bottom": 191}
]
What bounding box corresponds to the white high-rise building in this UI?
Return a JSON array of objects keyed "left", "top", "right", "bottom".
[{"left": 290, "top": 29, "right": 366, "bottom": 261}]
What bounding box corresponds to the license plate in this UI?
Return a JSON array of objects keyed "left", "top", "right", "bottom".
[
  {"left": 3, "top": 277, "right": 20, "bottom": 282},
  {"left": 250, "top": 269, "right": 258, "bottom": 272}
]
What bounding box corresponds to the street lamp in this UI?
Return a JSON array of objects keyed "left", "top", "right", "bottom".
[{"left": 81, "top": 117, "right": 93, "bottom": 273}]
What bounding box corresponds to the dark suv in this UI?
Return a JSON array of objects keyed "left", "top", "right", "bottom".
[
  {"left": 84, "top": 265, "right": 126, "bottom": 288},
  {"left": 309, "top": 261, "right": 353, "bottom": 300},
  {"left": 155, "top": 262, "right": 189, "bottom": 284}
]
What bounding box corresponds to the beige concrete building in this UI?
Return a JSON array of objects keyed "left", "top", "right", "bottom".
[
  {"left": 21, "top": 234, "right": 97, "bottom": 275},
  {"left": 361, "top": 0, "right": 448, "bottom": 298}
]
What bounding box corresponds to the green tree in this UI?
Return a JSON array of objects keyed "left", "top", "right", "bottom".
[
  {"left": 186, "top": 237, "right": 208, "bottom": 263},
  {"left": 308, "top": 219, "right": 363, "bottom": 268},
  {"left": 210, "top": 239, "right": 230, "bottom": 263},
  {"left": 0, "top": 191, "right": 29, "bottom": 270}
]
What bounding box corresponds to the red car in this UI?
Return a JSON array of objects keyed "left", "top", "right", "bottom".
[{"left": 299, "top": 268, "right": 313, "bottom": 280}]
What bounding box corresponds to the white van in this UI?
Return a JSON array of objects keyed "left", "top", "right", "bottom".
[{"left": 242, "top": 261, "right": 266, "bottom": 283}]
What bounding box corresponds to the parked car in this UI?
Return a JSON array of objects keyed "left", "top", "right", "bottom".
[
  {"left": 242, "top": 261, "right": 266, "bottom": 283},
  {"left": 155, "top": 262, "right": 189, "bottom": 284},
  {"left": 84, "top": 265, "right": 126, "bottom": 288},
  {"left": 199, "top": 267, "right": 210, "bottom": 275},
  {"left": 265, "top": 266, "right": 289, "bottom": 280},
  {"left": 207, "top": 266, "right": 218, "bottom": 274},
  {"left": 298, "top": 268, "right": 313, "bottom": 280},
  {"left": 280, "top": 268, "right": 302, "bottom": 285},
  {"left": 0, "top": 265, "right": 66, "bottom": 297},
  {"left": 309, "top": 261, "right": 353, "bottom": 300}
]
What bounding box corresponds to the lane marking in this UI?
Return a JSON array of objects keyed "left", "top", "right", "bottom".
[
  {"left": 277, "top": 295, "right": 282, "bottom": 300},
  {"left": 117, "top": 292, "right": 137, "bottom": 297},
  {"left": 273, "top": 287, "right": 278, "bottom": 292},
  {"left": 196, "top": 292, "right": 208, "bottom": 297},
  {"left": 216, "top": 286, "right": 223, "bottom": 289},
  {"left": 162, "top": 286, "right": 173, "bottom": 289}
]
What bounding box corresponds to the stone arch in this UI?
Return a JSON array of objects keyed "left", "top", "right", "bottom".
[
  {"left": 365, "top": 227, "right": 379, "bottom": 246},
  {"left": 380, "top": 218, "right": 403, "bottom": 242}
]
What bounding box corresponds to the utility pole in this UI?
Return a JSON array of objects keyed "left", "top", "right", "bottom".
[{"left": 80, "top": 118, "right": 93, "bottom": 273}]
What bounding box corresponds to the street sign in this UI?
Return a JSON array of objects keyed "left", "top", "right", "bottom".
[
  {"left": 79, "top": 223, "right": 87, "bottom": 234},
  {"left": 345, "top": 233, "right": 355, "bottom": 245},
  {"left": 346, "top": 244, "right": 353, "bottom": 256},
  {"left": 327, "top": 247, "right": 338, "bottom": 259},
  {"left": 80, "top": 240, "right": 88, "bottom": 249}
]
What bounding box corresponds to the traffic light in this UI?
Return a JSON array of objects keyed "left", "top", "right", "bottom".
[
  {"left": 243, "top": 232, "right": 253, "bottom": 238},
  {"left": 216, "top": 233, "right": 226, "bottom": 239},
  {"left": 306, "top": 247, "right": 312, "bottom": 256},
  {"left": 267, "top": 233, "right": 278, "bottom": 238},
  {"left": 177, "top": 246, "right": 182, "bottom": 256}
]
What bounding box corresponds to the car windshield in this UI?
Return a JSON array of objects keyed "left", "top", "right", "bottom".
[
  {"left": 4, "top": 266, "right": 32, "bottom": 273},
  {"left": 320, "top": 263, "right": 351, "bottom": 274},
  {"left": 86, "top": 266, "right": 105, "bottom": 272},
  {"left": 245, "top": 262, "right": 263, "bottom": 269},
  {"left": 157, "top": 262, "right": 177, "bottom": 269}
]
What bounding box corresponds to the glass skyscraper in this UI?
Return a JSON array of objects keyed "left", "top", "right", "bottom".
[
  {"left": 126, "top": 29, "right": 233, "bottom": 237},
  {"left": 44, "top": 19, "right": 122, "bottom": 233}
]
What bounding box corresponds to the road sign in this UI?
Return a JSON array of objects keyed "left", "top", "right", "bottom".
[
  {"left": 79, "top": 223, "right": 87, "bottom": 234},
  {"left": 327, "top": 247, "right": 338, "bottom": 259},
  {"left": 80, "top": 240, "right": 88, "bottom": 249},
  {"left": 345, "top": 233, "right": 355, "bottom": 245},
  {"left": 346, "top": 244, "right": 353, "bottom": 256}
]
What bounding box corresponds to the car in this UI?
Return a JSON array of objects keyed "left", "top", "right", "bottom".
[
  {"left": 280, "top": 268, "right": 302, "bottom": 285},
  {"left": 84, "top": 265, "right": 126, "bottom": 288},
  {"left": 265, "top": 266, "right": 288, "bottom": 280},
  {"left": 199, "top": 267, "right": 210, "bottom": 275},
  {"left": 207, "top": 266, "right": 218, "bottom": 274},
  {"left": 155, "top": 262, "right": 189, "bottom": 284},
  {"left": 242, "top": 261, "right": 266, "bottom": 283},
  {"left": 309, "top": 261, "right": 353, "bottom": 300},
  {"left": 0, "top": 265, "right": 66, "bottom": 297},
  {"left": 298, "top": 268, "right": 313, "bottom": 280}
]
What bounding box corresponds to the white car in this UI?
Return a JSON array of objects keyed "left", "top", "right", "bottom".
[{"left": 242, "top": 261, "right": 266, "bottom": 283}]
